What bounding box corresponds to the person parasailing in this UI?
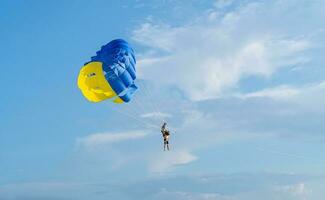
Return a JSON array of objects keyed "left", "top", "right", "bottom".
[{"left": 161, "top": 122, "right": 170, "bottom": 151}]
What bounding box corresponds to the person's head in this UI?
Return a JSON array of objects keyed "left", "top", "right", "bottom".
[{"left": 163, "top": 122, "right": 167, "bottom": 126}]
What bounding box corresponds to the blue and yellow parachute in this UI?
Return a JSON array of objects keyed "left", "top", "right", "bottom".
[{"left": 78, "top": 39, "right": 137, "bottom": 103}]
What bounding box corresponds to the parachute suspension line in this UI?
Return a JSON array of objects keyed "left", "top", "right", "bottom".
[
  {"left": 133, "top": 98, "right": 146, "bottom": 117},
  {"left": 137, "top": 83, "right": 162, "bottom": 127},
  {"left": 142, "top": 82, "right": 176, "bottom": 134},
  {"left": 109, "top": 94, "right": 162, "bottom": 130},
  {"left": 140, "top": 81, "right": 165, "bottom": 124},
  {"left": 136, "top": 81, "right": 153, "bottom": 112},
  {"left": 141, "top": 81, "right": 172, "bottom": 131},
  {"left": 124, "top": 100, "right": 144, "bottom": 119},
  {"left": 137, "top": 81, "right": 177, "bottom": 134},
  {"left": 130, "top": 94, "right": 155, "bottom": 125},
  {"left": 110, "top": 103, "right": 159, "bottom": 130},
  {"left": 131, "top": 92, "right": 149, "bottom": 117},
  {"left": 117, "top": 101, "right": 160, "bottom": 130},
  {"left": 131, "top": 94, "right": 146, "bottom": 121},
  {"left": 122, "top": 90, "right": 160, "bottom": 129},
  {"left": 77, "top": 39, "right": 164, "bottom": 131},
  {"left": 126, "top": 98, "right": 159, "bottom": 130}
]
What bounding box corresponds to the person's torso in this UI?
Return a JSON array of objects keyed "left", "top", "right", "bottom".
[{"left": 163, "top": 131, "right": 170, "bottom": 140}]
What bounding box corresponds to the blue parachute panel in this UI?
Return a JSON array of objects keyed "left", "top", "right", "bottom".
[{"left": 89, "top": 39, "right": 137, "bottom": 103}]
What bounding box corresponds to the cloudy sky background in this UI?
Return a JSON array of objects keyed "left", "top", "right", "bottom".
[{"left": 1, "top": 0, "right": 325, "bottom": 199}]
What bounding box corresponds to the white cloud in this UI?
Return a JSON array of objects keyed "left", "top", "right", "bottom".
[
  {"left": 238, "top": 85, "right": 300, "bottom": 100},
  {"left": 77, "top": 131, "right": 148, "bottom": 148},
  {"left": 149, "top": 150, "right": 198, "bottom": 173},
  {"left": 155, "top": 188, "right": 232, "bottom": 200},
  {"left": 1, "top": 174, "right": 320, "bottom": 200},
  {"left": 278, "top": 182, "right": 311, "bottom": 199},
  {"left": 237, "top": 81, "right": 325, "bottom": 101},
  {"left": 0, "top": 182, "right": 96, "bottom": 200},
  {"left": 141, "top": 112, "right": 171, "bottom": 119},
  {"left": 132, "top": 0, "right": 318, "bottom": 101}
]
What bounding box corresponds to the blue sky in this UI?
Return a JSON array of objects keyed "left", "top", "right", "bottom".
[{"left": 1, "top": 0, "right": 325, "bottom": 199}]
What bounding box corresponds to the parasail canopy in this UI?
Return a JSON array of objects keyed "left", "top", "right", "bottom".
[{"left": 78, "top": 39, "right": 137, "bottom": 103}]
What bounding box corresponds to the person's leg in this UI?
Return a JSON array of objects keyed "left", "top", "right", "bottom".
[
  {"left": 167, "top": 141, "right": 169, "bottom": 151},
  {"left": 164, "top": 140, "right": 166, "bottom": 151}
]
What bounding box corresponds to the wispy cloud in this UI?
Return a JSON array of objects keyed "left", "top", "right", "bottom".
[
  {"left": 278, "top": 182, "right": 311, "bottom": 199},
  {"left": 237, "top": 81, "right": 325, "bottom": 101},
  {"left": 2, "top": 173, "right": 319, "bottom": 200},
  {"left": 77, "top": 131, "right": 149, "bottom": 148},
  {"left": 149, "top": 150, "right": 198, "bottom": 173},
  {"left": 238, "top": 85, "right": 300, "bottom": 100},
  {"left": 141, "top": 112, "right": 171, "bottom": 119},
  {"left": 132, "top": 0, "right": 319, "bottom": 101}
]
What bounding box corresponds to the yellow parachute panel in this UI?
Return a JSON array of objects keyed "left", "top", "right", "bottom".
[{"left": 77, "top": 62, "right": 123, "bottom": 103}]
